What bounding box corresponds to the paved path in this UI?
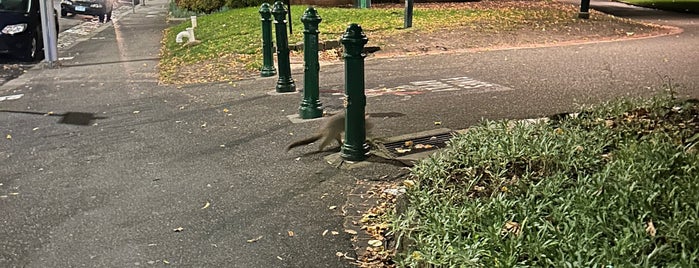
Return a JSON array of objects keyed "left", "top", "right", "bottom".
[{"left": 0, "top": 0, "right": 697, "bottom": 267}]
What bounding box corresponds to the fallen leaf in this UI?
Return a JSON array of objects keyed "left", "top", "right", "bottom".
[
  {"left": 434, "top": 121, "right": 442, "bottom": 125},
  {"left": 322, "top": 230, "right": 329, "bottom": 236},
  {"left": 331, "top": 231, "right": 339, "bottom": 235},
  {"left": 404, "top": 140, "right": 414, "bottom": 147},
  {"left": 368, "top": 239, "right": 383, "bottom": 247},
  {"left": 133, "top": 111, "right": 140, "bottom": 114},
  {"left": 276, "top": 256, "right": 283, "bottom": 260},
  {"left": 288, "top": 230, "right": 295, "bottom": 237},
  {"left": 501, "top": 221, "right": 521, "bottom": 236},
  {"left": 395, "top": 148, "right": 412, "bottom": 153},
  {"left": 646, "top": 219, "right": 656, "bottom": 237},
  {"left": 173, "top": 227, "right": 184, "bottom": 232},
  {"left": 344, "top": 229, "right": 358, "bottom": 235},
  {"left": 201, "top": 201, "right": 210, "bottom": 209},
  {"left": 246, "top": 235, "right": 263, "bottom": 243},
  {"left": 328, "top": 206, "right": 337, "bottom": 210},
  {"left": 223, "top": 108, "right": 229, "bottom": 113},
  {"left": 403, "top": 179, "right": 416, "bottom": 188},
  {"left": 163, "top": 260, "right": 170, "bottom": 264},
  {"left": 414, "top": 144, "right": 434, "bottom": 149},
  {"left": 335, "top": 252, "right": 344, "bottom": 257},
  {"left": 5, "top": 134, "right": 11, "bottom": 140}
]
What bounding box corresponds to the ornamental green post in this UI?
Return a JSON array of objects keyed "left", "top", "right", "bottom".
[
  {"left": 259, "top": 3, "right": 276, "bottom": 77},
  {"left": 272, "top": 1, "right": 296, "bottom": 93},
  {"left": 340, "top": 23, "right": 369, "bottom": 161},
  {"left": 299, "top": 7, "right": 323, "bottom": 119},
  {"left": 578, "top": 0, "right": 591, "bottom": 19}
]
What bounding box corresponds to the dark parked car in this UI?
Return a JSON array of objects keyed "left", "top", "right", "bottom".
[
  {"left": 0, "top": 0, "right": 59, "bottom": 61},
  {"left": 60, "top": 0, "right": 113, "bottom": 22}
]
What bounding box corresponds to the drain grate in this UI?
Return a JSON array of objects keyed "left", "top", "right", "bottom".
[{"left": 376, "top": 132, "right": 455, "bottom": 158}]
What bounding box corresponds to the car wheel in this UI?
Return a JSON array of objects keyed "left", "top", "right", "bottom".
[
  {"left": 23, "top": 32, "right": 44, "bottom": 62},
  {"left": 98, "top": 13, "right": 105, "bottom": 22},
  {"left": 106, "top": 11, "right": 112, "bottom": 22},
  {"left": 60, "top": 9, "right": 67, "bottom": 17}
]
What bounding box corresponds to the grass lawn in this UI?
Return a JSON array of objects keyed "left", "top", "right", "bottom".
[
  {"left": 158, "top": 1, "right": 666, "bottom": 85},
  {"left": 619, "top": 0, "right": 699, "bottom": 13},
  {"left": 387, "top": 94, "right": 699, "bottom": 267}
]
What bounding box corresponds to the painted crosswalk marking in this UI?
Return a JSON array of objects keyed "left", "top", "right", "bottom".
[
  {"left": 360, "top": 76, "right": 512, "bottom": 97},
  {"left": 0, "top": 94, "right": 24, "bottom": 102}
]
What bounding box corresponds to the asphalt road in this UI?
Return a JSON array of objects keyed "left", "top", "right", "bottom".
[{"left": 0, "top": 0, "right": 697, "bottom": 267}]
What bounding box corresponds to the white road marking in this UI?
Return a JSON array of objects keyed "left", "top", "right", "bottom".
[
  {"left": 0, "top": 94, "right": 24, "bottom": 102},
  {"left": 358, "top": 76, "right": 513, "bottom": 97}
]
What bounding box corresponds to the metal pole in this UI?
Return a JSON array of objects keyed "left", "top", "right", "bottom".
[
  {"left": 272, "top": 1, "right": 296, "bottom": 93},
  {"left": 340, "top": 23, "right": 369, "bottom": 161},
  {"left": 299, "top": 7, "right": 323, "bottom": 119},
  {"left": 259, "top": 3, "right": 277, "bottom": 77},
  {"left": 579, "top": 0, "right": 590, "bottom": 19},
  {"left": 404, "top": 0, "right": 413, "bottom": 28},
  {"left": 286, "top": 0, "right": 292, "bottom": 35},
  {"left": 39, "top": 0, "right": 58, "bottom": 67}
]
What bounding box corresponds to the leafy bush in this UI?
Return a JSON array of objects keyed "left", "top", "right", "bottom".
[
  {"left": 224, "top": 0, "right": 267, "bottom": 9},
  {"left": 175, "top": 0, "right": 225, "bottom": 13},
  {"left": 394, "top": 95, "right": 699, "bottom": 267}
]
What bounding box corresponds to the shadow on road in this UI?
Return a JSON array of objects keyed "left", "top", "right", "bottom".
[{"left": 0, "top": 110, "right": 107, "bottom": 126}]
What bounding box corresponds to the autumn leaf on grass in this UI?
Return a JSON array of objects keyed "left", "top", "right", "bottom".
[
  {"left": 173, "top": 227, "right": 184, "bottom": 232},
  {"left": 501, "top": 221, "right": 521, "bottom": 236},
  {"left": 646, "top": 219, "right": 656, "bottom": 237},
  {"left": 287, "top": 231, "right": 295, "bottom": 237},
  {"left": 344, "top": 229, "right": 358, "bottom": 235}
]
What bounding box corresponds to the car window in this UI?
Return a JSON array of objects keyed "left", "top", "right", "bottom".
[{"left": 0, "top": 0, "right": 30, "bottom": 12}]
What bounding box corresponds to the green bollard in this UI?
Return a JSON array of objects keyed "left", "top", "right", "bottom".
[
  {"left": 259, "top": 3, "right": 277, "bottom": 77},
  {"left": 578, "top": 0, "right": 590, "bottom": 19},
  {"left": 272, "top": 1, "right": 296, "bottom": 93},
  {"left": 340, "top": 23, "right": 369, "bottom": 162},
  {"left": 299, "top": 7, "right": 323, "bottom": 119}
]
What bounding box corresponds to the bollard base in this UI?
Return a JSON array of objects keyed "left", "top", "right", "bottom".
[
  {"left": 261, "top": 66, "right": 277, "bottom": 77},
  {"left": 299, "top": 105, "right": 323, "bottom": 119},
  {"left": 276, "top": 79, "right": 296, "bottom": 93},
  {"left": 341, "top": 143, "right": 370, "bottom": 161},
  {"left": 578, "top": 12, "right": 590, "bottom": 19}
]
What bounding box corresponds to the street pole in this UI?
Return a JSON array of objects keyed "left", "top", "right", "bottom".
[
  {"left": 272, "top": 1, "right": 296, "bottom": 93},
  {"left": 39, "top": 0, "right": 58, "bottom": 67},
  {"left": 340, "top": 23, "right": 369, "bottom": 161},
  {"left": 404, "top": 0, "right": 413, "bottom": 28},
  {"left": 299, "top": 7, "right": 323, "bottom": 119},
  {"left": 579, "top": 0, "right": 590, "bottom": 19},
  {"left": 259, "top": 3, "right": 277, "bottom": 77}
]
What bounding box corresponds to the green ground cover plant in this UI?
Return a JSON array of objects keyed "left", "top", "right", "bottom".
[
  {"left": 619, "top": 0, "right": 699, "bottom": 13},
  {"left": 393, "top": 94, "right": 699, "bottom": 267}
]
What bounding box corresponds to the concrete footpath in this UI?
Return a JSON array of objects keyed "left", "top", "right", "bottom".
[{"left": 0, "top": 0, "right": 698, "bottom": 267}]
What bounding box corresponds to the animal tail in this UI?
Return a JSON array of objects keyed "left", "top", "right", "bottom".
[{"left": 286, "top": 134, "right": 322, "bottom": 151}]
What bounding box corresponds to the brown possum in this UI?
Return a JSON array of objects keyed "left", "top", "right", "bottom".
[{"left": 286, "top": 112, "right": 371, "bottom": 151}]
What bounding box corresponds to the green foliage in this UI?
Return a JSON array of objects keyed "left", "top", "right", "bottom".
[
  {"left": 394, "top": 95, "right": 699, "bottom": 267},
  {"left": 224, "top": 0, "right": 267, "bottom": 9},
  {"left": 176, "top": 0, "right": 225, "bottom": 14}
]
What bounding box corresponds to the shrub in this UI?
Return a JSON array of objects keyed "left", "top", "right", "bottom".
[
  {"left": 224, "top": 0, "right": 267, "bottom": 9},
  {"left": 176, "top": 0, "right": 225, "bottom": 13}
]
